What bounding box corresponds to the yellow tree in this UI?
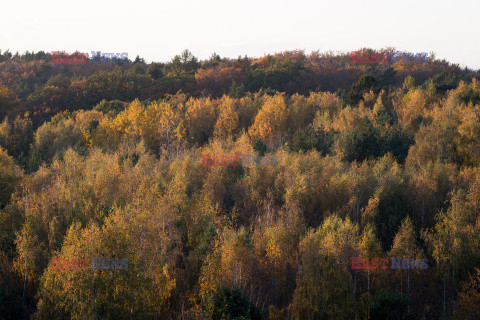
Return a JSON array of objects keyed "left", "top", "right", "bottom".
[
  {"left": 140, "top": 101, "right": 182, "bottom": 154},
  {"left": 184, "top": 97, "right": 217, "bottom": 144},
  {"left": 455, "top": 105, "right": 480, "bottom": 166},
  {"left": 214, "top": 96, "right": 239, "bottom": 140},
  {"left": 93, "top": 99, "right": 145, "bottom": 150},
  {"left": 199, "top": 227, "right": 259, "bottom": 304},
  {"left": 426, "top": 190, "right": 480, "bottom": 319},
  {"left": 0, "top": 85, "right": 19, "bottom": 114},
  {"left": 389, "top": 216, "right": 425, "bottom": 313},
  {"left": 252, "top": 207, "right": 302, "bottom": 308},
  {"left": 289, "top": 216, "right": 357, "bottom": 320},
  {"left": 454, "top": 268, "right": 480, "bottom": 319},
  {"left": 395, "top": 88, "right": 429, "bottom": 132},
  {"left": 0, "top": 147, "right": 22, "bottom": 209},
  {"left": 358, "top": 224, "right": 383, "bottom": 293},
  {"left": 248, "top": 94, "right": 289, "bottom": 144},
  {"left": 34, "top": 193, "right": 180, "bottom": 319}
]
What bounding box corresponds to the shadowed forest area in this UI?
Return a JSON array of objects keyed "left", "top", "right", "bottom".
[{"left": 1, "top": 48, "right": 480, "bottom": 319}]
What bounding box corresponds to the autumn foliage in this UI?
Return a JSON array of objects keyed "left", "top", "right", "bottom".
[{"left": 0, "top": 48, "right": 479, "bottom": 320}]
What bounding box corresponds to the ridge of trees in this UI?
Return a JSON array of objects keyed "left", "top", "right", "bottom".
[{"left": 0, "top": 49, "right": 480, "bottom": 319}]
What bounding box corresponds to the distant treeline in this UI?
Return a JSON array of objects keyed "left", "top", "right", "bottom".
[{"left": 0, "top": 48, "right": 477, "bottom": 126}]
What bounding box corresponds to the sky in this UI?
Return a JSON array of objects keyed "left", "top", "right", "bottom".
[{"left": 1, "top": 0, "right": 479, "bottom": 69}]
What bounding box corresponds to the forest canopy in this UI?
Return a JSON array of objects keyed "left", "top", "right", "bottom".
[{"left": 0, "top": 48, "right": 480, "bottom": 320}]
